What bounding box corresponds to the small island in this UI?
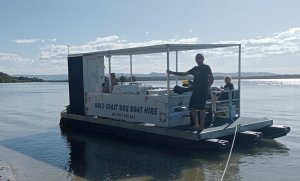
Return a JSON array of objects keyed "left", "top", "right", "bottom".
[{"left": 0, "top": 72, "right": 44, "bottom": 83}]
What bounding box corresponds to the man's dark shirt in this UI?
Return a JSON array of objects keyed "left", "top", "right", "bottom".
[
  {"left": 187, "top": 64, "right": 212, "bottom": 109},
  {"left": 224, "top": 82, "right": 234, "bottom": 90},
  {"left": 188, "top": 64, "right": 212, "bottom": 95}
]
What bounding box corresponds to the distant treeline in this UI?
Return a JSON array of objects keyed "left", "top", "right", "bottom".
[
  {"left": 1, "top": 72, "right": 300, "bottom": 83},
  {"left": 0, "top": 72, "right": 44, "bottom": 83},
  {"left": 239, "top": 74, "right": 300, "bottom": 79},
  {"left": 135, "top": 74, "right": 300, "bottom": 81}
]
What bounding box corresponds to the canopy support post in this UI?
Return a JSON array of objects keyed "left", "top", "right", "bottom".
[
  {"left": 130, "top": 54, "right": 133, "bottom": 83},
  {"left": 166, "top": 47, "right": 170, "bottom": 94},
  {"left": 108, "top": 55, "right": 112, "bottom": 93}
]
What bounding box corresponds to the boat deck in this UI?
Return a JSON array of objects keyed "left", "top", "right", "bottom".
[
  {"left": 176, "top": 117, "right": 273, "bottom": 140},
  {"left": 61, "top": 112, "right": 273, "bottom": 141}
]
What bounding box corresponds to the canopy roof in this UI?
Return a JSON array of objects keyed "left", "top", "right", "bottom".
[{"left": 69, "top": 43, "right": 240, "bottom": 57}]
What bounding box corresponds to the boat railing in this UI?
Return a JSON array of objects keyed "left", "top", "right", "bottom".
[
  {"left": 107, "top": 83, "right": 240, "bottom": 124},
  {"left": 206, "top": 89, "right": 240, "bottom": 121},
  {"left": 167, "top": 89, "right": 240, "bottom": 123}
]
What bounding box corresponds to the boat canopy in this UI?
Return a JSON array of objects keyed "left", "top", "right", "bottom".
[
  {"left": 68, "top": 43, "right": 242, "bottom": 108},
  {"left": 68, "top": 43, "right": 240, "bottom": 57}
]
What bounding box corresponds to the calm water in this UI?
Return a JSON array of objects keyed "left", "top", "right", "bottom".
[{"left": 0, "top": 80, "right": 299, "bottom": 181}]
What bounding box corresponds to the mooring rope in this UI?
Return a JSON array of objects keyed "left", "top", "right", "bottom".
[{"left": 220, "top": 124, "right": 240, "bottom": 181}]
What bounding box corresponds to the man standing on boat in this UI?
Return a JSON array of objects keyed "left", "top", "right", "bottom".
[{"left": 167, "top": 53, "right": 214, "bottom": 131}]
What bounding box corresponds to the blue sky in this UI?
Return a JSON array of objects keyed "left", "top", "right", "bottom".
[{"left": 1, "top": 0, "right": 300, "bottom": 75}]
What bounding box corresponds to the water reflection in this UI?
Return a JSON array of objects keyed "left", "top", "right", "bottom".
[
  {"left": 0, "top": 126, "right": 290, "bottom": 180},
  {"left": 60, "top": 127, "right": 290, "bottom": 181},
  {"left": 61, "top": 127, "right": 206, "bottom": 180}
]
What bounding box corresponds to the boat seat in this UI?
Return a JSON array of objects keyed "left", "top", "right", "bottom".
[
  {"left": 147, "top": 88, "right": 169, "bottom": 95},
  {"left": 112, "top": 84, "right": 141, "bottom": 94}
]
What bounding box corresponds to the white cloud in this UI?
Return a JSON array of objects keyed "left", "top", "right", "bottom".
[
  {"left": 0, "top": 52, "right": 36, "bottom": 74},
  {"left": 12, "top": 38, "right": 57, "bottom": 44},
  {"left": 39, "top": 45, "right": 68, "bottom": 64},
  {"left": 12, "top": 39, "right": 41, "bottom": 44},
  {"left": 87, "top": 35, "right": 120, "bottom": 45},
  {"left": 4, "top": 27, "right": 300, "bottom": 75},
  {"left": 39, "top": 27, "right": 300, "bottom": 74},
  {"left": 47, "top": 38, "right": 57, "bottom": 42},
  {"left": 38, "top": 36, "right": 200, "bottom": 62},
  {"left": 0, "top": 52, "right": 33, "bottom": 63},
  {"left": 215, "top": 27, "right": 300, "bottom": 59},
  {"left": 34, "top": 36, "right": 202, "bottom": 74},
  {"left": 274, "top": 27, "right": 300, "bottom": 39}
]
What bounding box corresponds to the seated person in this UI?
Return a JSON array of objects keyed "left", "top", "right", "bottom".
[
  {"left": 111, "top": 73, "right": 118, "bottom": 87},
  {"left": 219, "top": 76, "right": 234, "bottom": 100},
  {"left": 173, "top": 80, "right": 192, "bottom": 95},
  {"left": 102, "top": 73, "right": 119, "bottom": 93}
]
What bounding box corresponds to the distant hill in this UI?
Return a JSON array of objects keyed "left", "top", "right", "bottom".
[{"left": 0, "top": 72, "right": 44, "bottom": 83}]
